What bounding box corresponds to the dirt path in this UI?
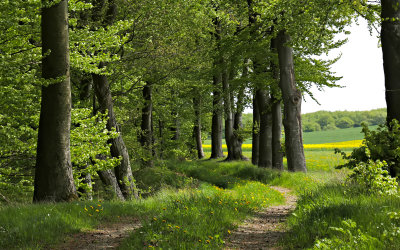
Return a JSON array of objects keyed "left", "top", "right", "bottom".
[
  {"left": 224, "top": 186, "right": 297, "bottom": 250},
  {"left": 54, "top": 217, "right": 141, "bottom": 250}
]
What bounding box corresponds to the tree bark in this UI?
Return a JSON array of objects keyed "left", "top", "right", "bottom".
[
  {"left": 252, "top": 93, "right": 260, "bottom": 165},
  {"left": 210, "top": 19, "right": 224, "bottom": 159},
  {"left": 256, "top": 89, "right": 273, "bottom": 168},
  {"left": 210, "top": 74, "right": 224, "bottom": 159},
  {"left": 222, "top": 65, "right": 245, "bottom": 161},
  {"left": 33, "top": 0, "right": 78, "bottom": 202},
  {"left": 270, "top": 37, "right": 284, "bottom": 171},
  {"left": 97, "top": 169, "right": 125, "bottom": 200},
  {"left": 140, "top": 81, "right": 154, "bottom": 167},
  {"left": 277, "top": 30, "right": 306, "bottom": 172},
  {"left": 193, "top": 96, "right": 205, "bottom": 159},
  {"left": 93, "top": 65, "right": 138, "bottom": 199},
  {"left": 381, "top": 0, "right": 400, "bottom": 125},
  {"left": 271, "top": 96, "right": 284, "bottom": 170}
]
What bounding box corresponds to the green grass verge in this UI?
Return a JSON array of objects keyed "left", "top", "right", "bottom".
[{"left": 284, "top": 184, "right": 400, "bottom": 249}]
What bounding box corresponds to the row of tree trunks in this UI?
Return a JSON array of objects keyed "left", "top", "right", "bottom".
[
  {"left": 277, "top": 30, "right": 307, "bottom": 172},
  {"left": 33, "top": 0, "right": 77, "bottom": 202},
  {"left": 92, "top": 64, "right": 139, "bottom": 199}
]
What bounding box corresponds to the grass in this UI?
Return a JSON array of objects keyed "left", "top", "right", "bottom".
[
  {"left": 0, "top": 160, "right": 293, "bottom": 249},
  {"left": 2, "top": 143, "right": 399, "bottom": 249},
  {"left": 284, "top": 184, "right": 400, "bottom": 249},
  {"left": 301, "top": 125, "right": 378, "bottom": 144},
  {"left": 203, "top": 125, "right": 378, "bottom": 145}
]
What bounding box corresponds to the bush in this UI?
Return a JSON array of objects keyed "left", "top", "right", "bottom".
[
  {"left": 303, "top": 122, "right": 321, "bottom": 132},
  {"left": 346, "top": 158, "right": 398, "bottom": 196},
  {"left": 336, "top": 120, "right": 400, "bottom": 177},
  {"left": 336, "top": 117, "right": 355, "bottom": 129}
]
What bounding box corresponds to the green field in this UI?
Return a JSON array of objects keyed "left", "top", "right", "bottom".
[{"left": 203, "top": 125, "right": 378, "bottom": 145}]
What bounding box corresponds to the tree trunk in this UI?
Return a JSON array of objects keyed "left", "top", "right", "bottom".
[
  {"left": 210, "top": 18, "right": 224, "bottom": 159},
  {"left": 256, "top": 89, "right": 273, "bottom": 168},
  {"left": 33, "top": 0, "right": 77, "bottom": 202},
  {"left": 232, "top": 62, "right": 248, "bottom": 161},
  {"left": 381, "top": 0, "right": 400, "bottom": 125},
  {"left": 277, "top": 30, "right": 306, "bottom": 173},
  {"left": 193, "top": 96, "right": 204, "bottom": 159},
  {"left": 270, "top": 37, "right": 284, "bottom": 171},
  {"left": 211, "top": 74, "right": 224, "bottom": 159},
  {"left": 97, "top": 169, "right": 125, "bottom": 200},
  {"left": 271, "top": 97, "right": 284, "bottom": 170},
  {"left": 222, "top": 65, "right": 245, "bottom": 161},
  {"left": 78, "top": 165, "right": 93, "bottom": 200},
  {"left": 252, "top": 93, "right": 260, "bottom": 165},
  {"left": 140, "top": 81, "right": 154, "bottom": 167},
  {"left": 93, "top": 65, "right": 138, "bottom": 199}
]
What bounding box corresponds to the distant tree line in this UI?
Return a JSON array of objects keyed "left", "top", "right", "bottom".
[{"left": 302, "top": 109, "right": 387, "bottom": 132}]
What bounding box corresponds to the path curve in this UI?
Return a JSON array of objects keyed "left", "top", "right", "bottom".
[{"left": 224, "top": 186, "right": 297, "bottom": 250}]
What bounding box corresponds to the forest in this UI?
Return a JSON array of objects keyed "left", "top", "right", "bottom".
[{"left": 2, "top": 0, "right": 400, "bottom": 249}]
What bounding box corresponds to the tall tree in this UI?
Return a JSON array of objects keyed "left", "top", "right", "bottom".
[
  {"left": 210, "top": 17, "right": 225, "bottom": 159},
  {"left": 34, "top": 0, "right": 77, "bottom": 202},
  {"left": 277, "top": 30, "right": 306, "bottom": 172},
  {"left": 270, "top": 38, "right": 284, "bottom": 171},
  {"left": 381, "top": 0, "right": 400, "bottom": 124}
]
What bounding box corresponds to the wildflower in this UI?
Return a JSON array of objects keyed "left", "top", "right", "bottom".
[
  {"left": 84, "top": 207, "right": 88, "bottom": 212},
  {"left": 153, "top": 217, "right": 157, "bottom": 221},
  {"left": 162, "top": 219, "right": 166, "bottom": 223},
  {"left": 206, "top": 240, "right": 210, "bottom": 244},
  {"left": 97, "top": 204, "right": 101, "bottom": 207},
  {"left": 88, "top": 214, "right": 92, "bottom": 216},
  {"left": 198, "top": 240, "right": 202, "bottom": 243},
  {"left": 184, "top": 230, "right": 188, "bottom": 233},
  {"left": 162, "top": 208, "right": 166, "bottom": 210},
  {"left": 208, "top": 236, "right": 213, "bottom": 239},
  {"left": 175, "top": 226, "right": 180, "bottom": 229},
  {"left": 96, "top": 209, "right": 100, "bottom": 212},
  {"left": 90, "top": 206, "right": 94, "bottom": 209},
  {"left": 228, "top": 230, "right": 231, "bottom": 234},
  {"left": 210, "top": 211, "right": 214, "bottom": 215}
]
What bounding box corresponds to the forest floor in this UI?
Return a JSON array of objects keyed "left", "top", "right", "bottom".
[
  {"left": 54, "top": 186, "right": 296, "bottom": 249},
  {"left": 224, "top": 186, "right": 297, "bottom": 250}
]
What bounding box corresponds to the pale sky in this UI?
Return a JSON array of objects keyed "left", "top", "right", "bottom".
[{"left": 302, "top": 19, "right": 386, "bottom": 114}]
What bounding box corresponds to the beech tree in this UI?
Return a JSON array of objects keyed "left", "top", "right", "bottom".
[
  {"left": 34, "top": 0, "right": 77, "bottom": 202},
  {"left": 381, "top": 0, "right": 400, "bottom": 124}
]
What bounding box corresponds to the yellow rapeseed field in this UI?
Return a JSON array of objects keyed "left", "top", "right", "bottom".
[{"left": 202, "top": 140, "right": 363, "bottom": 150}]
